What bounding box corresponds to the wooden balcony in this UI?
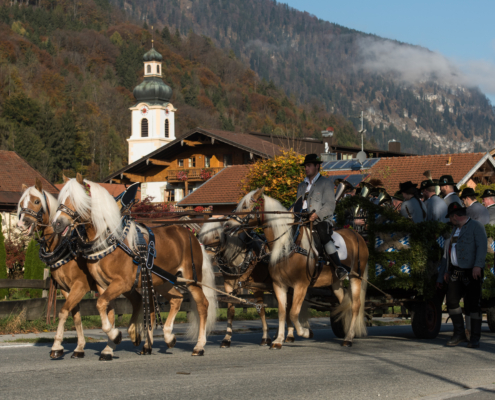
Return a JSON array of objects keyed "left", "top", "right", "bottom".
[{"left": 167, "top": 167, "right": 223, "bottom": 183}]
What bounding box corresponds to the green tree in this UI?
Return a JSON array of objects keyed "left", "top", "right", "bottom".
[
  {"left": 0, "top": 215, "right": 7, "bottom": 300},
  {"left": 161, "top": 26, "right": 171, "bottom": 42},
  {"left": 23, "top": 239, "right": 45, "bottom": 298},
  {"left": 110, "top": 31, "right": 124, "bottom": 47}
]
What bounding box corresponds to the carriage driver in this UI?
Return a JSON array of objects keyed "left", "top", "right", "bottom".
[{"left": 296, "top": 154, "right": 350, "bottom": 280}]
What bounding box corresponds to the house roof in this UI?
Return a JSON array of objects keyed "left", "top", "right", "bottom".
[
  {"left": 177, "top": 165, "right": 251, "bottom": 207},
  {"left": 365, "top": 152, "right": 491, "bottom": 194},
  {"left": 102, "top": 127, "right": 284, "bottom": 184},
  {"left": 55, "top": 183, "right": 141, "bottom": 199},
  {"left": 0, "top": 151, "right": 59, "bottom": 209}
]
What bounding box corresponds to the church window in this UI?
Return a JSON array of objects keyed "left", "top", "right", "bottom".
[
  {"left": 141, "top": 118, "right": 149, "bottom": 137},
  {"left": 147, "top": 64, "right": 151, "bottom": 74},
  {"left": 165, "top": 119, "right": 169, "bottom": 138},
  {"left": 157, "top": 65, "right": 160, "bottom": 74}
]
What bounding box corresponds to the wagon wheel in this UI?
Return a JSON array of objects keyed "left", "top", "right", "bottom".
[
  {"left": 487, "top": 307, "right": 495, "bottom": 333},
  {"left": 330, "top": 315, "right": 346, "bottom": 339},
  {"left": 411, "top": 299, "right": 442, "bottom": 339}
]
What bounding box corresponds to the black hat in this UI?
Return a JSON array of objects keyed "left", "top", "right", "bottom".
[
  {"left": 438, "top": 175, "right": 456, "bottom": 186},
  {"left": 392, "top": 191, "right": 404, "bottom": 201},
  {"left": 459, "top": 187, "right": 479, "bottom": 199},
  {"left": 480, "top": 189, "right": 495, "bottom": 198},
  {"left": 399, "top": 181, "right": 417, "bottom": 193},
  {"left": 445, "top": 202, "right": 466, "bottom": 218},
  {"left": 420, "top": 179, "right": 438, "bottom": 190},
  {"left": 301, "top": 153, "right": 323, "bottom": 166}
]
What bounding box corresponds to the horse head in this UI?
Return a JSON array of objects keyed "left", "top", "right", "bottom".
[
  {"left": 17, "top": 177, "right": 51, "bottom": 236},
  {"left": 224, "top": 187, "right": 265, "bottom": 233}
]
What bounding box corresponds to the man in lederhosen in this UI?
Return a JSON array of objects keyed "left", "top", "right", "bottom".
[
  {"left": 399, "top": 181, "right": 426, "bottom": 223},
  {"left": 439, "top": 175, "right": 462, "bottom": 206},
  {"left": 437, "top": 202, "right": 487, "bottom": 348},
  {"left": 460, "top": 188, "right": 489, "bottom": 225},
  {"left": 481, "top": 188, "right": 495, "bottom": 225},
  {"left": 296, "top": 154, "right": 350, "bottom": 280}
]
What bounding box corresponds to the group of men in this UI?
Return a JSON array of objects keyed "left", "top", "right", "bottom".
[{"left": 297, "top": 153, "right": 492, "bottom": 350}]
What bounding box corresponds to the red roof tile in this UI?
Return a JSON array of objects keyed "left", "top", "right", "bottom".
[
  {"left": 178, "top": 165, "right": 250, "bottom": 206},
  {"left": 367, "top": 153, "right": 487, "bottom": 194}
]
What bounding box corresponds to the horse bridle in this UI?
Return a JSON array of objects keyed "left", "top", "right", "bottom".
[
  {"left": 19, "top": 191, "right": 50, "bottom": 227},
  {"left": 229, "top": 196, "right": 263, "bottom": 230}
]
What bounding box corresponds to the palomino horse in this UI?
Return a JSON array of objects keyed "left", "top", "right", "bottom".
[
  {"left": 17, "top": 179, "right": 143, "bottom": 359},
  {"left": 198, "top": 218, "right": 310, "bottom": 347},
  {"left": 224, "top": 188, "right": 369, "bottom": 348},
  {"left": 52, "top": 174, "right": 217, "bottom": 357}
]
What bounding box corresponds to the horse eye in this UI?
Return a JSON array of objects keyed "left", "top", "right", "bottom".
[{"left": 34, "top": 200, "right": 40, "bottom": 205}]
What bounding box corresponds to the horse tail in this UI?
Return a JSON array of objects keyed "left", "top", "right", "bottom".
[
  {"left": 331, "top": 262, "right": 369, "bottom": 338},
  {"left": 186, "top": 246, "right": 218, "bottom": 340}
]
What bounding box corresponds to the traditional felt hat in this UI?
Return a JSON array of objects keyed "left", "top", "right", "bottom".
[
  {"left": 301, "top": 153, "right": 322, "bottom": 166},
  {"left": 399, "top": 181, "right": 417, "bottom": 193},
  {"left": 480, "top": 189, "right": 495, "bottom": 198},
  {"left": 392, "top": 191, "right": 404, "bottom": 201},
  {"left": 438, "top": 175, "right": 456, "bottom": 186},
  {"left": 420, "top": 179, "right": 438, "bottom": 190},
  {"left": 445, "top": 202, "right": 466, "bottom": 218},
  {"left": 459, "top": 187, "right": 479, "bottom": 199}
]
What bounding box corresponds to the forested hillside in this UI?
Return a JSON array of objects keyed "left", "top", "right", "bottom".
[
  {"left": 0, "top": 0, "right": 363, "bottom": 183},
  {"left": 119, "top": 0, "right": 495, "bottom": 155}
]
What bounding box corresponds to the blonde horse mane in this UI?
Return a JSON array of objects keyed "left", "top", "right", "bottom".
[
  {"left": 57, "top": 178, "right": 137, "bottom": 250},
  {"left": 198, "top": 217, "right": 224, "bottom": 245},
  {"left": 18, "top": 187, "right": 59, "bottom": 223}
]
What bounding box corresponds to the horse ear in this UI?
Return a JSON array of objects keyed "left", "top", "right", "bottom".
[
  {"left": 76, "top": 173, "right": 84, "bottom": 185},
  {"left": 252, "top": 187, "right": 265, "bottom": 201},
  {"left": 22, "top": 184, "right": 29, "bottom": 192},
  {"left": 35, "top": 177, "right": 43, "bottom": 192},
  {"left": 63, "top": 174, "right": 70, "bottom": 183}
]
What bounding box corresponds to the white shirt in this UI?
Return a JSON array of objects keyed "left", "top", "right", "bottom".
[
  {"left": 302, "top": 173, "right": 321, "bottom": 209},
  {"left": 450, "top": 228, "right": 461, "bottom": 266}
]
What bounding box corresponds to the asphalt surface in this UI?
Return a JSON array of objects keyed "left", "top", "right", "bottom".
[{"left": 1, "top": 319, "right": 494, "bottom": 400}]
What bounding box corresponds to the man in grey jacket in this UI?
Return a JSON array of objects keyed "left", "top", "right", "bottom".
[
  {"left": 420, "top": 178, "right": 448, "bottom": 222},
  {"left": 439, "top": 175, "right": 462, "bottom": 206},
  {"left": 437, "top": 202, "right": 487, "bottom": 348},
  {"left": 399, "top": 181, "right": 426, "bottom": 223},
  {"left": 460, "top": 187, "right": 489, "bottom": 225},
  {"left": 481, "top": 189, "right": 495, "bottom": 225},
  {"left": 296, "top": 154, "right": 349, "bottom": 280}
]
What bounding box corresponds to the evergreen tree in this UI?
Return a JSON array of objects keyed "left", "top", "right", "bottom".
[
  {"left": 161, "top": 26, "right": 171, "bottom": 42},
  {"left": 23, "top": 239, "right": 45, "bottom": 298},
  {"left": 0, "top": 215, "right": 7, "bottom": 300}
]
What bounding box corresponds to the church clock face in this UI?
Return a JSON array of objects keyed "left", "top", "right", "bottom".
[{"left": 141, "top": 106, "right": 149, "bottom": 115}]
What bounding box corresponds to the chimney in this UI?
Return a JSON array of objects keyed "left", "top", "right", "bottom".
[{"left": 388, "top": 139, "right": 401, "bottom": 153}]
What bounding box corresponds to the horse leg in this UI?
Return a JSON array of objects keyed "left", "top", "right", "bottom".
[
  {"left": 124, "top": 290, "right": 143, "bottom": 346},
  {"left": 256, "top": 291, "right": 271, "bottom": 346},
  {"left": 157, "top": 285, "right": 183, "bottom": 349},
  {"left": 342, "top": 277, "right": 364, "bottom": 347},
  {"left": 290, "top": 284, "right": 313, "bottom": 339},
  {"left": 221, "top": 281, "right": 235, "bottom": 348},
  {"left": 285, "top": 290, "right": 295, "bottom": 343},
  {"left": 188, "top": 284, "right": 209, "bottom": 356},
  {"left": 50, "top": 285, "right": 87, "bottom": 359},
  {"left": 270, "top": 283, "right": 288, "bottom": 350},
  {"left": 70, "top": 305, "right": 86, "bottom": 359}
]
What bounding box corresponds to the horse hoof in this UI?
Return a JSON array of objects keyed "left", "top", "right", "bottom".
[
  {"left": 99, "top": 353, "right": 113, "bottom": 361},
  {"left": 260, "top": 338, "right": 272, "bottom": 346},
  {"left": 308, "top": 329, "right": 314, "bottom": 339},
  {"left": 342, "top": 341, "right": 353, "bottom": 347},
  {"left": 50, "top": 350, "right": 64, "bottom": 359},
  {"left": 270, "top": 343, "right": 282, "bottom": 350},
  {"left": 166, "top": 337, "right": 177, "bottom": 349},
  {"left": 220, "top": 340, "right": 231, "bottom": 348},
  {"left": 192, "top": 349, "right": 204, "bottom": 356},
  {"left": 284, "top": 336, "right": 295, "bottom": 343},
  {"left": 113, "top": 331, "right": 122, "bottom": 345},
  {"left": 140, "top": 347, "right": 152, "bottom": 355},
  {"left": 71, "top": 351, "right": 85, "bottom": 359}
]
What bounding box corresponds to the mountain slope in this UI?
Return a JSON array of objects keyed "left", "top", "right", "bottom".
[{"left": 118, "top": 0, "right": 495, "bottom": 154}]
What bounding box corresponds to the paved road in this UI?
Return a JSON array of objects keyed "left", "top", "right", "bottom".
[{"left": 1, "top": 320, "right": 494, "bottom": 400}]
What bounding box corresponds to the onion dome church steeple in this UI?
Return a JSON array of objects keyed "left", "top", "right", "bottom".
[{"left": 127, "top": 43, "right": 176, "bottom": 164}]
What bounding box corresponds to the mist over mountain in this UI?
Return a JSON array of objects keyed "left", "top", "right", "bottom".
[{"left": 118, "top": 0, "right": 495, "bottom": 154}]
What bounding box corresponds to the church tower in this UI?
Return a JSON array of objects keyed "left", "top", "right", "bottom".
[{"left": 127, "top": 46, "right": 176, "bottom": 164}]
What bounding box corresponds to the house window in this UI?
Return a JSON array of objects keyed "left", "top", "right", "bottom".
[
  {"left": 223, "top": 154, "right": 232, "bottom": 166},
  {"left": 157, "top": 65, "right": 160, "bottom": 74},
  {"left": 189, "top": 157, "right": 196, "bottom": 167},
  {"left": 165, "top": 119, "right": 169, "bottom": 138},
  {"left": 178, "top": 159, "right": 184, "bottom": 167},
  {"left": 243, "top": 153, "right": 252, "bottom": 164},
  {"left": 165, "top": 189, "right": 175, "bottom": 202},
  {"left": 147, "top": 64, "right": 151, "bottom": 74},
  {"left": 141, "top": 118, "right": 148, "bottom": 137},
  {"left": 205, "top": 155, "right": 211, "bottom": 168}
]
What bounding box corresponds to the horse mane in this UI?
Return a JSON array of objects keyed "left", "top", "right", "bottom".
[
  {"left": 260, "top": 194, "right": 294, "bottom": 265},
  {"left": 18, "top": 187, "right": 58, "bottom": 222},
  {"left": 58, "top": 178, "right": 136, "bottom": 250},
  {"left": 235, "top": 189, "right": 257, "bottom": 212},
  {"left": 198, "top": 217, "right": 224, "bottom": 245}
]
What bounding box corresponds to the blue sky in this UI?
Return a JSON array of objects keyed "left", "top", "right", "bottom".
[{"left": 283, "top": 0, "right": 495, "bottom": 104}]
